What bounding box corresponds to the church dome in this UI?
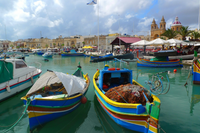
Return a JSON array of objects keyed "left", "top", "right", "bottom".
[{"left": 171, "top": 16, "right": 182, "bottom": 26}]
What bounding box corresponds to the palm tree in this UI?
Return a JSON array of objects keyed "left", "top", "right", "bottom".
[
  {"left": 161, "top": 29, "right": 178, "bottom": 39},
  {"left": 190, "top": 31, "right": 200, "bottom": 40},
  {"left": 177, "top": 26, "right": 192, "bottom": 40}
]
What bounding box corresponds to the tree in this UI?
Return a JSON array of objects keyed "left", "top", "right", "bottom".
[
  {"left": 177, "top": 26, "right": 192, "bottom": 40},
  {"left": 82, "top": 42, "right": 85, "bottom": 46},
  {"left": 10, "top": 45, "right": 14, "bottom": 49},
  {"left": 161, "top": 28, "right": 178, "bottom": 39},
  {"left": 16, "top": 46, "right": 20, "bottom": 49},
  {"left": 53, "top": 43, "right": 56, "bottom": 48},
  {"left": 190, "top": 31, "right": 200, "bottom": 40}
]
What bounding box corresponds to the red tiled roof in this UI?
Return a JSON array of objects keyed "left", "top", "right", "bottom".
[
  {"left": 119, "top": 37, "right": 141, "bottom": 43},
  {"left": 111, "top": 37, "right": 141, "bottom": 45}
]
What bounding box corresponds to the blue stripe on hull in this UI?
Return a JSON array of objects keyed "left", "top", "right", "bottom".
[
  {"left": 95, "top": 90, "right": 146, "bottom": 115},
  {"left": 37, "top": 53, "right": 44, "bottom": 55},
  {"left": 98, "top": 97, "right": 149, "bottom": 133},
  {"left": 0, "top": 74, "right": 40, "bottom": 94},
  {"left": 193, "top": 72, "right": 200, "bottom": 82},
  {"left": 29, "top": 105, "right": 80, "bottom": 130}
]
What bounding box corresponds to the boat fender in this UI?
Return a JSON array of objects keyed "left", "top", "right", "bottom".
[
  {"left": 31, "top": 76, "right": 34, "bottom": 84},
  {"left": 81, "top": 96, "right": 87, "bottom": 104},
  {"left": 108, "top": 68, "right": 120, "bottom": 71},
  {"left": 6, "top": 82, "right": 11, "bottom": 93}
]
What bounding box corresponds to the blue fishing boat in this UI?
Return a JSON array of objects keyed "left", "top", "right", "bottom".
[
  {"left": 61, "top": 49, "right": 84, "bottom": 56},
  {"left": 93, "top": 60, "right": 162, "bottom": 133},
  {"left": 21, "top": 64, "right": 90, "bottom": 131},
  {"left": 42, "top": 52, "right": 53, "bottom": 58},
  {"left": 37, "top": 50, "right": 45, "bottom": 55}
]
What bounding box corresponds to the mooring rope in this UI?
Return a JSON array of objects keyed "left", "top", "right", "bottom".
[{"left": 1, "top": 98, "right": 31, "bottom": 133}]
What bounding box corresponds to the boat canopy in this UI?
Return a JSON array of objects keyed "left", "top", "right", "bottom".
[
  {"left": 0, "top": 60, "right": 13, "bottom": 84},
  {"left": 26, "top": 71, "right": 86, "bottom": 96}
]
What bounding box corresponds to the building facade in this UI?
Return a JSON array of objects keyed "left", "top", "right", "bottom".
[
  {"left": 151, "top": 16, "right": 166, "bottom": 40},
  {"left": 151, "top": 16, "right": 183, "bottom": 40}
]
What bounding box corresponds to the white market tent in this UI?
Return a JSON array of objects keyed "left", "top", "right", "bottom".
[
  {"left": 131, "top": 40, "right": 150, "bottom": 46},
  {"left": 167, "top": 39, "right": 185, "bottom": 44},
  {"left": 146, "top": 38, "right": 170, "bottom": 45},
  {"left": 114, "top": 46, "right": 121, "bottom": 48},
  {"left": 194, "top": 43, "right": 200, "bottom": 46}
]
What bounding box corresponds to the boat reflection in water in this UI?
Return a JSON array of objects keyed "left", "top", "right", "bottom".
[
  {"left": 32, "top": 101, "right": 91, "bottom": 133},
  {"left": 94, "top": 96, "right": 133, "bottom": 133},
  {"left": 190, "top": 85, "right": 200, "bottom": 115},
  {"left": 0, "top": 89, "right": 29, "bottom": 133}
]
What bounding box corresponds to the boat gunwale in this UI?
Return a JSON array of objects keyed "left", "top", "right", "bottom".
[
  {"left": 93, "top": 70, "right": 160, "bottom": 108},
  {"left": 21, "top": 74, "right": 90, "bottom": 101}
]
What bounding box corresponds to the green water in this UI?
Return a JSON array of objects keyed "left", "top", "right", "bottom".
[{"left": 0, "top": 55, "right": 199, "bottom": 133}]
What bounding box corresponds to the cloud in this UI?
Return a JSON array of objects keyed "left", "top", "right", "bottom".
[
  {"left": 92, "top": 0, "right": 153, "bottom": 17},
  {"left": 31, "top": 1, "right": 46, "bottom": 15},
  {"left": 138, "top": 17, "right": 154, "bottom": 27},
  {"left": 105, "top": 16, "right": 117, "bottom": 28},
  {"left": 66, "top": 21, "right": 73, "bottom": 29},
  {"left": 54, "top": 0, "right": 63, "bottom": 8},
  {"left": 34, "top": 17, "right": 63, "bottom": 27},
  {"left": 166, "top": 18, "right": 173, "bottom": 29},
  {"left": 125, "top": 14, "right": 137, "bottom": 19},
  {"left": 4, "top": 0, "right": 30, "bottom": 22}
]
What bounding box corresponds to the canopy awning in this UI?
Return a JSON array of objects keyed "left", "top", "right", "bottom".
[{"left": 26, "top": 71, "right": 86, "bottom": 96}]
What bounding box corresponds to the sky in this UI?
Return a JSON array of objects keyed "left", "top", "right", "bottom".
[{"left": 0, "top": 0, "right": 199, "bottom": 41}]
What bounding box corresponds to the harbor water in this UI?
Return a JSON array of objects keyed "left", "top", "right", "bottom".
[{"left": 0, "top": 55, "right": 199, "bottom": 133}]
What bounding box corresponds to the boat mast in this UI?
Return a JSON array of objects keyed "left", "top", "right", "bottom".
[
  {"left": 198, "top": 1, "right": 200, "bottom": 30},
  {"left": 97, "top": 0, "right": 99, "bottom": 53}
]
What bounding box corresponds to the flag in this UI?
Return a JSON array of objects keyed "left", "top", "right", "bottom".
[{"left": 87, "top": 0, "right": 97, "bottom": 5}]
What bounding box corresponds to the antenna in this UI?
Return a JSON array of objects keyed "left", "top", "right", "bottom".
[{"left": 5, "top": 24, "right": 7, "bottom": 41}]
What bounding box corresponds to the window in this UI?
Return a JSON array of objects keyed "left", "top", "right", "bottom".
[
  {"left": 155, "top": 26, "right": 156, "bottom": 29},
  {"left": 50, "top": 43, "right": 52, "bottom": 47},
  {"left": 152, "top": 26, "right": 153, "bottom": 29},
  {"left": 161, "top": 25, "right": 162, "bottom": 28},
  {"left": 177, "top": 27, "right": 178, "bottom": 31},
  {"left": 58, "top": 43, "right": 59, "bottom": 46},
  {"left": 15, "top": 61, "right": 27, "bottom": 69},
  {"left": 157, "top": 35, "right": 159, "bottom": 37}
]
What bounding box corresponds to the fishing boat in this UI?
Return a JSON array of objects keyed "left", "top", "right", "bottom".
[
  {"left": 90, "top": 53, "right": 134, "bottom": 63},
  {"left": 61, "top": 49, "right": 84, "bottom": 56},
  {"left": 21, "top": 64, "right": 90, "bottom": 131},
  {"left": 90, "top": 53, "right": 113, "bottom": 59},
  {"left": 193, "top": 51, "right": 200, "bottom": 84},
  {"left": 0, "top": 59, "right": 42, "bottom": 101},
  {"left": 137, "top": 52, "right": 183, "bottom": 67},
  {"left": 93, "top": 62, "right": 161, "bottom": 133},
  {"left": 42, "top": 52, "right": 53, "bottom": 58},
  {"left": 37, "top": 50, "right": 46, "bottom": 55}
]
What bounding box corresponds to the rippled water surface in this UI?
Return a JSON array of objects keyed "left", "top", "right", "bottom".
[{"left": 0, "top": 55, "right": 199, "bottom": 133}]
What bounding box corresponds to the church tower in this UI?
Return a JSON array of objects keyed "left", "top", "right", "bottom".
[
  {"left": 150, "top": 16, "right": 166, "bottom": 40},
  {"left": 151, "top": 19, "right": 158, "bottom": 31}
]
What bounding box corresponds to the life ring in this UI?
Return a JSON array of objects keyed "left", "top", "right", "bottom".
[{"left": 108, "top": 68, "right": 120, "bottom": 71}]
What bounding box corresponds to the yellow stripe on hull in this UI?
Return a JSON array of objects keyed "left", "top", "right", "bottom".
[
  {"left": 28, "top": 112, "right": 52, "bottom": 118},
  {"left": 149, "top": 125, "right": 158, "bottom": 133}
]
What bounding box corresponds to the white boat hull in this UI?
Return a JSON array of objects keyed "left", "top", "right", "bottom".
[{"left": 0, "top": 70, "right": 41, "bottom": 101}]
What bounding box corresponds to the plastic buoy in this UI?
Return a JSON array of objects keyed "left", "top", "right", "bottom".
[
  {"left": 81, "top": 96, "right": 87, "bottom": 104},
  {"left": 174, "top": 69, "right": 177, "bottom": 72}
]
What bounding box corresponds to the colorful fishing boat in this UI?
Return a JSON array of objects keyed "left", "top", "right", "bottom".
[
  {"left": 61, "top": 49, "right": 84, "bottom": 56},
  {"left": 193, "top": 51, "right": 200, "bottom": 84},
  {"left": 93, "top": 63, "right": 161, "bottom": 133},
  {"left": 42, "top": 52, "right": 53, "bottom": 58},
  {"left": 21, "top": 64, "right": 90, "bottom": 131},
  {"left": 90, "top": 53, "right": 113, "bottom": 59},
  {"left": 0, "top": 59, "right": 42, "bottom": 101},
  {"left": 137, "top": 52, "right": 183, "bottom": 67}
]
